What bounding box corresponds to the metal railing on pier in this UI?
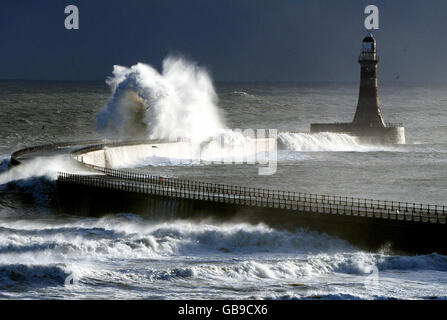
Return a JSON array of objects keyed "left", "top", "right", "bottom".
[{"left": 57, "top": 167, "right": 446, "bottom": 225}]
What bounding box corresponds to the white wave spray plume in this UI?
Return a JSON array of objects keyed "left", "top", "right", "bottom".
[{"left": 96, "top": 56, "right": 226, "bottom": 142}]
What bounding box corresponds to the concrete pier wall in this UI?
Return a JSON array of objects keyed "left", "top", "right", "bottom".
[
  {"left": 75, "top": 138, "right": 276, "bottom": 168},
  {"left": 57, "top": 178, "right": 447, "bottom": 254},
  {"left": 77, "top": 141, "right": 194, "bottom": 168}
]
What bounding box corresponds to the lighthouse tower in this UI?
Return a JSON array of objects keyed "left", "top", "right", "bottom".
[
  {"left": 309, "top": 33, "right": 405, "bottom": 144},
  {"left": 352, "top": 33, "right": 386, "bottom": 127}
]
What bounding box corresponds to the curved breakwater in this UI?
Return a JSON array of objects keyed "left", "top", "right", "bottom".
[
  {"left": 7, "top": 140, "right": 446, "bottom": 227},
  {"left": 19, "top": 139, "right": 435, "bottom": 254},
  {"left": 64, "top": 141, "right": 446, "bottom": 222},
  {"left": 3, "top": 136, "right": 447, "bottom": 262}
]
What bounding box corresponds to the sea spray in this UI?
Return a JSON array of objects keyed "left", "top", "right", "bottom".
[
  {"left": 1, "top": 216, "right": 447, "bottom": 298},
  {"left": 96, "top": 57, "right": 226, "bottom": 142},
  {"left": 278, "top": 132, "right": 396, "bottom": 152},
  {"left": 0, "top": 155, "right": 92, "bottom": 186}
]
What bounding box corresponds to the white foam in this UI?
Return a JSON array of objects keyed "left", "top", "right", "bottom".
[
  {"left": 0, "top": 219, "right": 353, "bottom": 260},
  {"left": 278, "top": 132, "right": 397, "bottom": 152},
  {"left": 0, "top": 155, "right": 95, "bottom": 186},
  {"left": 1, "top": 217, "right": 446, "bottom": 298}
]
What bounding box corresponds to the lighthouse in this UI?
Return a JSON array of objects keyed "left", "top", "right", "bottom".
[
  {"left": 310, "top": 33, "right": 405, "bottom": 144},
  {"left": 352, "top": 33, "right": 386, "bottom": 127}
]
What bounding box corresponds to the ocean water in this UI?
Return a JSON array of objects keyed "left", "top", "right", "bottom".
[{"left": 0, "top": 79, "right": 446, "bottom": 299}]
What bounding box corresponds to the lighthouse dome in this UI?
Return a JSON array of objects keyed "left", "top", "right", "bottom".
[
  {"left": 363, "top": 32, "right": 375, "bottom": 42},
  {"left": 361, "top": 33, "right": 376, "bottom": 53}
]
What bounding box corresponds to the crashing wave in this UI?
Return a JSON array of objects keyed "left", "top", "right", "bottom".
[
  {"left": 96, "top": 57, "right": 226, "bottom": 142},
  {"left": 278, "top": 132, "right": 395, "bottom": 152}
]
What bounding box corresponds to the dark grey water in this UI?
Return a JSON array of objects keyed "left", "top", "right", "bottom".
[{"left": 0, "top": 80, "right": 446, "bottom": 299}]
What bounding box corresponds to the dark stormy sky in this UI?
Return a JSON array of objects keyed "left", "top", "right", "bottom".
[{"left": 1, "top": 0, "right": 447, "bottom": 82}]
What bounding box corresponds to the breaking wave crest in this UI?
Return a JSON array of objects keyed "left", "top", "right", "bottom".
[
  {"left": 2, "top": 218, "right": 447, "bottom": 270},
  {"left": 0, "top": 264, "right": 69, "bottom": 290},
  {"left": 0, "top": 155, "right": 92, "bottom": 186},
  {"left": 278, "top": 132, "right": 395, "bottom": 152},
  {"left": 1, "top": 217, "right": 447, "bottom": 298},
  {"left": 0, "top": 220, "right": 353, "bottom": 260},
  {"left": 0, "top": 155, "right": 97, "bottom": 208}
]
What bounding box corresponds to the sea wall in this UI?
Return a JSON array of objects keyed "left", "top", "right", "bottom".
[
  {"left": 57, "top": 178, "right": 447, "bottom": 254},
  {"left": 73, "top": 138, "right": 276, "bottom": 168}
]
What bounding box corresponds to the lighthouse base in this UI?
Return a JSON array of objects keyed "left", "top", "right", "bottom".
[{"left": 310, "top": 123, "right": 405, "bottom": 145}]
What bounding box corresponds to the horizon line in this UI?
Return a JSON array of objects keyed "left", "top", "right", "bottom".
[{"left": 1, "top": 78, "right": 447, "bottom": 85}]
